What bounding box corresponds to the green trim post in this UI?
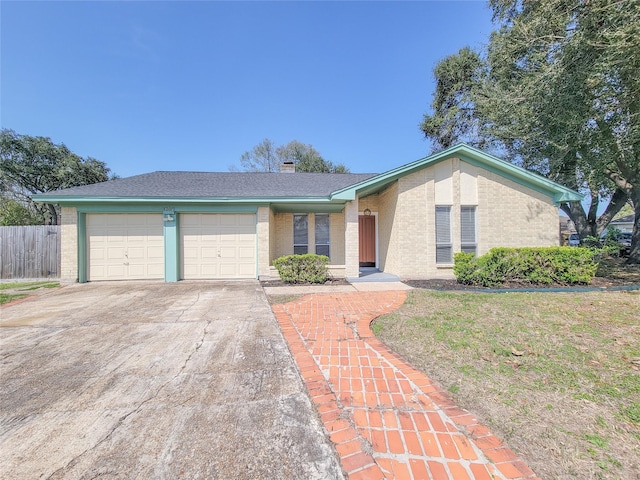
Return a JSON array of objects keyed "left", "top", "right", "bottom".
[
  {"left": 77, "top": 212, "right": 87, "bottom": 283},
  {"left": 163, "top": 209, "right": 179, "bottom": 282}
]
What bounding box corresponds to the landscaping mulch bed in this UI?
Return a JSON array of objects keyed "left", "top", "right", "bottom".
[{"left": 260, "top": 278, "right": 351, "bottom": 288}]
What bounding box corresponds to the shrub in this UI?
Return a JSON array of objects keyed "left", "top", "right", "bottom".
[
  {"left": 453, "top": 247, "right": 598, "bottom": 287},
  {"left": 272, "top": 254, "right": 330, "bottom": 284}
]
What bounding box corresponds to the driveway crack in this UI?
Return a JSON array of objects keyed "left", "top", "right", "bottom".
[{"left": 44, "top": 318, "right": 211, "bottom": 479}]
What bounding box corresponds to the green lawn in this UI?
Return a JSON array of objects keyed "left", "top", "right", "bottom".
[
  {"left": 373, "top": 289, "right": 640, "bottom": 480},
  {"left": 0, "top": 281, "right": 60, "bottom": 305}
]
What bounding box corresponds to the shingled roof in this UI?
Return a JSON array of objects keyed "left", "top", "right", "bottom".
[{"left": 39, "top": 171, "right": 377, "bottom": 198}]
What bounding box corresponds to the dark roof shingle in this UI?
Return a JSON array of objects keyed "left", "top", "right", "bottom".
[{"left": 40, "top": 171, "right": 377, "bottom": 198}]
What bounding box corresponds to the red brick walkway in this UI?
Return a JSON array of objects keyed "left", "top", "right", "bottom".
[{"left": 272, "top": 291, "right": 540, "bottom": 480}]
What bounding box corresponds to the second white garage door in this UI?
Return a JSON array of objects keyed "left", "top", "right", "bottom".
[{"left": 180, "top": 214, "right": 256, "bottom": 279}]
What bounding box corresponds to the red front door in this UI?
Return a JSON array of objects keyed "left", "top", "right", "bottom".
[{"left": 359, "top": 215, "right": 376, "bottom": 266}]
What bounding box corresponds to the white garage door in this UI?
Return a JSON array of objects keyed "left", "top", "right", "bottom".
[
  {"left": 181, "top": 214, "right": 256, "bottom": 279},
  {"left": 87, "top": 214, "right": 164, "bottom": 281}
]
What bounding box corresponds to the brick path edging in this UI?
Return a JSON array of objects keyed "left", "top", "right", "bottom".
[{"left": 272, "top": 291, "right": 541, "bottom": 480}]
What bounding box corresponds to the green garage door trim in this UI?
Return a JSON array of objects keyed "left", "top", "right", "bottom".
[
  {"left": 77, "top": 206, "right": 259, "bottom": 283},
  {"left": 85, "top": 213, "right": 164, "bottom": 281}
]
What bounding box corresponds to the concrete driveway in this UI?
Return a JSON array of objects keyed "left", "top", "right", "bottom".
[{"left": 0, "top": 281, "right": 344, "bottom": 480}]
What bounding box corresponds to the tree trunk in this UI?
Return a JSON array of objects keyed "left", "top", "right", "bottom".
[
  {"left": 560, "top": 189, "right": 629, "bottom": 241},
  {"left": 560, "top": 202, "right": 596, "bottom": 239},
  {"left": 627, "top": 188, "right": 640, "bottom": 264},
  {"left": 46, "top": 203, "right": 58, "bottom": 225}
]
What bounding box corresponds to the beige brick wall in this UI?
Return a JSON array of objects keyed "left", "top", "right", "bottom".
[
  {"left": 477, "top": 172, "right": 559, "bottom": 253},
  {"left": 373, "top": 158, "right": 559, "bottom": 279},
  {"left": 329, "top": 212, "right": 345, "bottom": 264},
  {"left": 271, "top": 212, "right": 346, "bottom": 266},
  {"left": 60, "top": 207, "right": 78, "bottom": 283},
  {"left": 272, "top": 213, "right": 293, "bottom": 261},
  {"left": 359, "top": 195, "right": 379, "bottom": 212},
  {"left": 268, "top": 208, "right": 276, "bottom": 263},
  {"left": 256, "top": 206, "right": 271, "bottom": 277},
  {"left": 376, "top": 169, "right": 429, "bottom": 278},
  {"left": 344, "top": 199, "right": 359, "bottom": 277},
  {"left": 377, "top": 182, "right": 397, "bottom": 273}
]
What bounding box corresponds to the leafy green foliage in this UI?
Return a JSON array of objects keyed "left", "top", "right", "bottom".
[
  {"left": 0, "top": 129, "right": 113, "bottom": 225},
  {"left": 421, "top": 0, "right": 640, "bottom": 262},
  {"left": 453, "top": 247, "right": 598, "bottom": 287},
  {"left": 237, "top": 139, "right": 349, "bottom": 173},
  {"left": 272, "top": 254, "right": 330, "bottom": 284},
  {"left": 0, "top": 198, "right": 41, "bottom": 226}
]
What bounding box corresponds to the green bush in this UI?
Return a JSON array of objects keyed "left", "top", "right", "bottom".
[
  {"left": 453, "top": 247, "right": 598, "bottom": 287},
  {"left": 272, "top": 254, "right": 330, "bottom": 284},
  {"left": 582, "top": 229, "right": 626, "bottom": 258}
]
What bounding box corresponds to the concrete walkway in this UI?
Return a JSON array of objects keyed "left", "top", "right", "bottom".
[{"left": 272, "top": 291, "right": 540, "bottom": 480}]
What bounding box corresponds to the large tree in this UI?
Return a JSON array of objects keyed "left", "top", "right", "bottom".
[
  {"left": 0, "top": 129, "right": 113, "bottom": 225},
  {"left": 421, "top": 0, "right": 640, "bottom": 263},
  {"left": 237, "top": 139, "right": 349, "bottom": 173}
]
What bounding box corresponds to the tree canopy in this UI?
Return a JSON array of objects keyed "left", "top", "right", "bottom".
[
  {"left": 421, "top": 0, "right": 640, "bottom": 263},
  {"left": 0, "top": 129, "right": 114, "bottom": 225},
  {"left": 236, "top": 139, "right": 349, "bottom": 173}
]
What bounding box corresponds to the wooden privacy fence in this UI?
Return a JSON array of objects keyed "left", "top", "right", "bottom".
[{"left": 0, "top": 226, "right": 61, "bottom": 279}]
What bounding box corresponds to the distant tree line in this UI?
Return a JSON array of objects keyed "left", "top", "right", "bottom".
[
  {"left": 0, "top": 129, "right": 114, "bottom": 225},
  {"left": 236, "top": 139, "right": 349, "bottom": 173}
]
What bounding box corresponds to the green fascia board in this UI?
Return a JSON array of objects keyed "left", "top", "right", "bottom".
[
  {"left": 32, "top": 195, "right": 350, "bottom": 214},
  {"left": 270, "top": 204, "right": 345, "bottom": 213},
  {"left": 32, "top": 195, "right": 345, "bottom": 207},
  {"left": 330, "top": 143, "right": 583, "bottom": 204},
  {"left": 72, "top": 204, "right": 261, "bottom": 214}
]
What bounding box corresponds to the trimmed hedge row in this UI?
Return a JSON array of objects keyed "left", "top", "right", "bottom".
[
  {"left": 272, "top": 254, "right": 330, "bottom": 284},
  {"left": 453, "top": 247, "right": 598, "bottom": 287}
]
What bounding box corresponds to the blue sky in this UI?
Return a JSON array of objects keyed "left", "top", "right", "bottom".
[{"left": 1, "top": 1, "right": 494, "bottom": 178}]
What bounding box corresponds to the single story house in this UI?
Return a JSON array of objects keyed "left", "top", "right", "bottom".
[
  {"left": 608, "top": 214, "right": 634, "bottom": 234},
  {"left": 34, "top": 144, "right": 582, "bottom": 283}
]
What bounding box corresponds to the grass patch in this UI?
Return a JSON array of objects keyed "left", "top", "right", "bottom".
[
  {"left": 373, "top": 289, "right": 640, "bottom": 479},
  {"left": 0, "top": 293, "right": 28, "bottom": 305},
  {"left": 0, "top": 281, "right": 60, "bottom": 291},
  {"left": 266, "top": 294, "right": 304, "bottom": 305}
]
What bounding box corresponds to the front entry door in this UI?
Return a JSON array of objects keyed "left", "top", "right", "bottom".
[{"left": 359, "top": 215, "right": 376, "bottom": 267}]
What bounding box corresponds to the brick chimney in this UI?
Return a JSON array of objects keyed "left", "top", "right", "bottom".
[{"left": 280, "top": 161, "right": 295, "bottom": 173}]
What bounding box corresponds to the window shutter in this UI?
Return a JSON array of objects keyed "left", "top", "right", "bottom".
[
  {"left": 460, "top": 206, "right": 477, "bottom": 256},
  {"left": 460, "top": 207, "right": 476, "bottom": 244},
  {"left": 435, "top": 206, "right": 451, "bottom": 243},
  {"left": 435, "top": 206, "right": 452, "bottom": 263},
  {"left": 293, "top": 214, "right": 308, "bottom": 254},
  {"left": 315, "top": 214, "right": 330, "bottom": 259}
]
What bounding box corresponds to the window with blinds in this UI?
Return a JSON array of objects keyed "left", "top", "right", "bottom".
[
  {"left": 315, "top": 214, "right": 330, "bottom": 258},
  {"left": 461, "top": 206, "right": 477, "bottom": 255},
  {"left": 435, "top": 206, "right": 452, "bottom": 263},
  {"left": 293, "top": 214, "right": 308, "bottom": 254}
]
